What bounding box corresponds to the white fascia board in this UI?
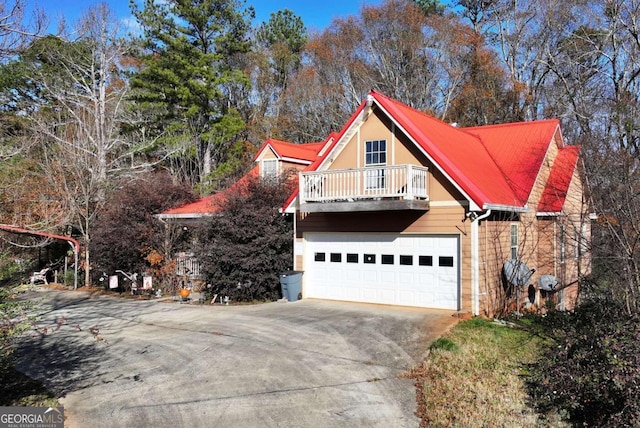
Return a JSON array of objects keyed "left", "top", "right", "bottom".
[
  {"left": 316, "top": 109, "right": 369, "bottom": 172},
  {"left": 318, "top": 136, "right": 335, "bottom": 157},
  {"left": 536, "top": 212, "right": 564, "bottom": 217},
  {"left": 282, "top": 195, "right": 298, "bottom": 214},
  {"left": 153, "top": 213, "right": 214, "bottom": 220},
  {"left": 483, "top": 203, "right": 530, "bottom": 213},
  {"left": 280, "top": 157, "right": 312, "bottom": 165}
]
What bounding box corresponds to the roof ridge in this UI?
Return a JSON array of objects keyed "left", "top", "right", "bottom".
[
  {"left": 372, "top": 90, "right": 464, "bottom": 130},
  {"left": 463, "top": 118, "right": 559, "bottom": 131}
]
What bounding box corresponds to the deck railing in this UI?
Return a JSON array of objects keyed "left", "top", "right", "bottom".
[
  {"left": 300, "top": 165, "right": 429, "bottom": 203},
  {"left": 175, "top": 252, "right": 201, "bottom": 278}
]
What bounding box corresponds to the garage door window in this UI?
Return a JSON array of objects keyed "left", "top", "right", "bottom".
[
  {"left": 419, "top": 256, "right": 433, "bottom": 266},
  {"left": 330, "top": 253, "right": 342, "bottom": 262},
  {"left": 347, "top": 253, "right": 359, "bottom": 263},
  {"left": 400, "top": 255, "right": 413, "bottom": 265},
  {"left": 364, "top": 254, "right": 376, "bottom": 264},
  {"left": 439, "top": 256, "right": 454, "bottom": 267},
  {"left": 381, "top": 254, "right": 394, "bottom": 264},
  {"left": 314, "top": 252, "right": 326, "bottom": 262}
]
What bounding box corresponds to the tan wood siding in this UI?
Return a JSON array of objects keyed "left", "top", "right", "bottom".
[
  {"left": 258, "top": 147, "right": 277, "bottom": 160},
  {"left": 320, "top": 110, "right": 465, "bottom": 204},
  {"left": 478, "top": 216, "right": 515, "bottom": 317}
]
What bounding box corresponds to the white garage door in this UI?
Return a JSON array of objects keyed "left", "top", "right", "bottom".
[{"left": 304, "top": 233, "right": 459, "bottom": 310}]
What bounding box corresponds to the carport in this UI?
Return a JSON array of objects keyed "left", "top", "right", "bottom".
[{"left": 0, "top": 223, "right": 80, "bottom": 288}]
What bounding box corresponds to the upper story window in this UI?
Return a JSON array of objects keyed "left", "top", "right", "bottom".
[
  {"left": 261, "top": 159, "right": 278, "bottom": 178},
  {"left": 365, "top": 140, "right": 386, "bottom": 166},
  {"left": 365, "top": 140, "right": 386, "bottom": 189}
]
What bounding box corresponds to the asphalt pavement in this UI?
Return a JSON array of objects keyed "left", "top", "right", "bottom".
[{"left": 15, "top": 288, "right": 458, "bottom": 428}]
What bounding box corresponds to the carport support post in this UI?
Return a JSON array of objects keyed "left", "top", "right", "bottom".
[
  {"left": 69, "top": 241, "right": 79, "bottom": 289},
  {"left": 470, "top": 209, "right": 491, "bottom": 316}
]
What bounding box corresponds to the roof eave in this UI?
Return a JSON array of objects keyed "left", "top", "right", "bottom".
[
  {"left": 154, "top": 213, "right": 214, "bottom": 220},
  {"left": 282, "top": 194, "right": 298, "bottom": 214},
  {"left": 483, "top": 203, "right": 530, "bottom": 213},
  {"left": 279, "top": 157, "right": 312, "bottom": 165},
  {"left": 536, "top": 211, "right": 564, "bottom": 217}
]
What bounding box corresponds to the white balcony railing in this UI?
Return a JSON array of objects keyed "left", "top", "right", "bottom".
[{"left": 300, "top": 165, "right": 429, "bottom": 204}]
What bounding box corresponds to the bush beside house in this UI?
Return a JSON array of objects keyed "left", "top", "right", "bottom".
[
  {"left": 527, "top": 292, "right": 640, "bottom": 427},
  {"left": 194, "top": 174, "right": 296, "bottom": 302},
  {"left": 90, "top": 172, "right": 196, "bottom": 287}
]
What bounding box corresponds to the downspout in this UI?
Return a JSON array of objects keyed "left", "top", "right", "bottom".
[
  {"left": 292, "top": 209, "right": 297, "bottom": 269},
  {"left": 471, "top": 209, "right": 492, "bottom": 316}
]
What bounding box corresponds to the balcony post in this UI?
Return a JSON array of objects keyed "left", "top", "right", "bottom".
[
  {"left": 405, "top": 164, "right": 413, "bottom": 200},
  {"left": 299, "top": 171, "right": 305, "bottom": 204}
]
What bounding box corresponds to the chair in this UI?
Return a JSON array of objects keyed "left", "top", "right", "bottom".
[{"left": 30, "top": 267, "right": 50, "bottom": 285}]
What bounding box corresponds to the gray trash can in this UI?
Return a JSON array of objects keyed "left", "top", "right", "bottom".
[{"left": 279, "top": 271, "right": 303, "bottom": 302}]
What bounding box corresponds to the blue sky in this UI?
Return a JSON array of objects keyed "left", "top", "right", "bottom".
[{"left": 26, "top": 0, "right": 384, "bottom": 34}]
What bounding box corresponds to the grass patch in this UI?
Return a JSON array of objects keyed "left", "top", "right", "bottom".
[
  {"left": 404, "top": 318, "right": 565, "bottom": 428},
  {"left": 429, "top": 337, "right": 459, "bottom": 352}
]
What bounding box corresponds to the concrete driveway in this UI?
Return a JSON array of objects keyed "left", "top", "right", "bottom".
[{"left": 15, "top": 288, "right": 457, "bottom": 428}]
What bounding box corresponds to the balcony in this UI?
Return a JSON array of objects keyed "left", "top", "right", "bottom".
[{"left": 299, "top": 165, "right": 429, "bottom": 212}]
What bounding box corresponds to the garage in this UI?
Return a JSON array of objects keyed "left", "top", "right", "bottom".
[{"left": 303, "top": 233, "right": 460, "bottom": 310}]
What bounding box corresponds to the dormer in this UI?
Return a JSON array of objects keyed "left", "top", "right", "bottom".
[{"left": 253, "top": 138, "right": 324, "bottom": 178}]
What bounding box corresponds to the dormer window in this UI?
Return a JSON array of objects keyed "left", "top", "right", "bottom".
[{"left": 262, "top": 159, "right": 278, "bottom": 178}]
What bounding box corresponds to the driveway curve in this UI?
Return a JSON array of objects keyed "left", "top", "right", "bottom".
[{"left": 16, "top": 288, "right": 457, "bottom": 428}]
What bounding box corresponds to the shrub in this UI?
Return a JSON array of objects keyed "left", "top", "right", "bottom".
[
  {"left": 527, "top": 296, "right": 640, "bottom": 427},
  {"left": 194, "top": 174, "right": 295, "bottom": 302},
  {"left": 90, "top": 171, "right": 195, "bottom": 284}
]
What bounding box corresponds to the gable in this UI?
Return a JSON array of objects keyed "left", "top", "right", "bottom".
[
  {"left": 254, "top": 138, "right": 323, "bottom": 164},
  {"left": 284, "top": 91, "right": 578, "bottom": 214},
  {"left": 253, "top": 138, "right": 325, "bottom": 178},
  {"left": 325, "top": 109, "right": 466, "bottom": 203}
]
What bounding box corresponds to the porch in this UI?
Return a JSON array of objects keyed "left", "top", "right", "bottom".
[{"left": 299, "top": 164, "right": 430, "bottom": 212}]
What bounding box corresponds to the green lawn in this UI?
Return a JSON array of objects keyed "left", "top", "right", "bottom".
[{"left": 404, "top": 317, "right": 566, "bottom": 428}]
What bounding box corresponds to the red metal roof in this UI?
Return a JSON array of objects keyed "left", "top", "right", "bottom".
[
  {"left": 465, "top": 119, "right": 561, "bottom": 206},
  {"left": 254, "top": 138, "right": 324, "bottom": 163},
  {"left": 537, "top": 146, "right": 581, "bottom": 213},
  {"left": 283, "top": 91, "right": 575, "bottom": 212},
  {"left": 162, "top": 138, "right": 328, "bottom": 218},
  {"left": 159, "top": 166, "right": 259, "bottom": 216},
  {"left": 167, "top": 92, "right": 579, "bottom": 216},
  {"left": 372, "top": 92, "right": 514, "bottom": 208}
]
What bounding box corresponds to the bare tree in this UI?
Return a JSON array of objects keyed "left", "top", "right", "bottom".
[
  {"left": 25, "top": 5, "right": 135, "bottom": 286},
  {"left": 0, "top": 0, "right": 46, "bottom": 60}
]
